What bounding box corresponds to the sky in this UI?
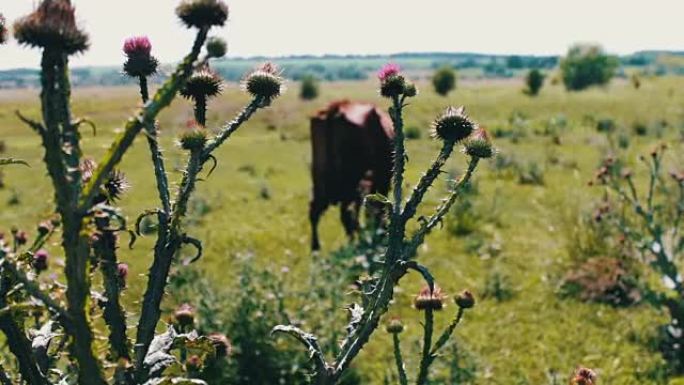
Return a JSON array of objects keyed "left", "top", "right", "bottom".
[{"left": 1, "top": 0, "right": 683, "bottom": 70}]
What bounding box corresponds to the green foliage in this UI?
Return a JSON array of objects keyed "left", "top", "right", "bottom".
[
  {"left": 561, "top": 44, "right": 618, "bottom": 91},
  {"left": 432, "top": 66, "right": 457, "bottom": 96},
  {"left": 524, "top": 69, "right": 544, "bottom": 96},
  {"left": 299, "top": 75, "right": 319, "bottom": 100},
  {"left": 404, "top": 126, "right": 422, "bottom": 140}
]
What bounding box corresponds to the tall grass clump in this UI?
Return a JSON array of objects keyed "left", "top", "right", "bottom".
[
  {"left": 272, "top": 63, "right": 494, "bottom": 384},
  {"left": 0, "top": 0, "right": 285, "bottom": 383}
]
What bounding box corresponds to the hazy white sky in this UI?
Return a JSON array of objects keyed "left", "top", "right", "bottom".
[{"left": 1, "top": 0, "right": 682, "bottom": 70}]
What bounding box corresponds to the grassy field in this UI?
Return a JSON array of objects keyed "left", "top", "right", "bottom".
[{"left": 1, "top": 76, "right": 683, "bottom": 384}]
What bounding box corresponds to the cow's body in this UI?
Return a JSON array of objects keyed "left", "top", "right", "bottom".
[{"left": 309, "top": 100, "right": 395, "bottom": 250}]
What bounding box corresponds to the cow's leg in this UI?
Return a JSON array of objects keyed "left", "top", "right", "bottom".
[
  {"left": 340, "top": 200, "right": 360, "bottom": 242},
  {"left": 310, "top": 198, "right": 328, "bottom": 251}
]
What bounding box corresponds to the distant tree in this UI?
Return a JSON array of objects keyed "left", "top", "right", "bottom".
[
  {"left": 432, "top": 65, "right": 456, "bottom": 96},
  {"left": 506, "top": 55, "right": 524, "bottom": 69},
  {"left": 524, "top": 69, "right": 545, "bottom": 96},
  {"left": 630, "top": 73, "right": 641, "bottom": 89},
  {"left": 299, "top": 74, "right": 319, "bottom": 100},
  {"left": 561, "top": 44, "right": 618, "bottom": 91}
]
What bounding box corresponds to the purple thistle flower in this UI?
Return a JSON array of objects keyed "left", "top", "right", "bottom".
[
  {"left": 378, "top": 63, "right": 400, "bottom": 81},
  {"left": 123, "top": 36, "right": 152, "bottom": 58},
  {"left": 32, "top": 249, "right": 49, "bottom": 273}
]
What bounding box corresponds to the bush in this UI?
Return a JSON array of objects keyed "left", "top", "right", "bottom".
[
  {"left": 432, "top": 65, "right": 456, "bottom": 96},
  {"left": 299, "top": 74, "right": 319, "bottom": 100},
  {"left": 405, "top": 125, "right": 422, "bottom": 140},
  {"left": 560, "top": 44, "right": 618, "bottom": 91},
  {"left": 524, "top": 69, "right": 545, "bottom": 96}
]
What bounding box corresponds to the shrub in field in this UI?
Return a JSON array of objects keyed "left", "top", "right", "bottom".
[
  {"left": 272, "top": 64, "right": 494, "bottom": 385},
  {"left": 590, "top": 144, "right": 684, "bottom": 372},
  {"left": 560, "top": 44, "right": 618, "bottom": 91},
  {"left": 300, "top": 74, "right": 320, "bottom": 100},
  {"left": 0, "top": 0, "right": 285, "bottom": 383},
  {"left": 524, "top": 69, "right": 545, "bottom": 96},
  {"left": 405, "top": 125, "right": 422, "bottom": 140},
  {"left": 432, "top": 65, "right": 456, "bottom": 96},
  {"left": 517, "top": 161, "right": 545, "bottom": 185}
]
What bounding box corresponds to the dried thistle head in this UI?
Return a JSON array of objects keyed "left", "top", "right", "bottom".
[
  {"left": 103, "top": 170, "right": 130, "bottom": 203},
  {"left": 176, "top": 0, "right": 229, "bottom": 29},
  {"left": 431, "top": 106, "right": 475, "bottom": 143},
  {"left": 181, "top": 68, "right": 223, "bottom": 101},
  {"left": 414, "top": 285, "right": 446, "bottom": 311},
  {"left": 123, "top": 36, "right": 158, "bottom": 78},
  {"left": 206, "top": 36, "right": 227, "bottom": 59},
  {"left": 13, "top": 0, "right": 89, "bottom": 54},
  {"left": 570, "top": 367, "right": 597, "bottom": 385},
  {"left": 463, "top": 127, "right": 495, "bottom": 159},
  {"left": 242, "top": 62, "right": 285, "bottom": 102}
]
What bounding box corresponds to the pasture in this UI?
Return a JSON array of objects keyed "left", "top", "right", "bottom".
[{"left": 1, "top": 76, "right": 683, "bottom": 384}]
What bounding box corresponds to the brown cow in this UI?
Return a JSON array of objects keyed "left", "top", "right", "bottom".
[{"left": 309, "top": 100, "right": 395, "bottom": 251}]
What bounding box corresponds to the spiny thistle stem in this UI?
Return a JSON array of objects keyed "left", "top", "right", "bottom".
[
  {"left": 402, "top": 140, "right": 456, "bottom": 222},
  {"left": 94, "top": 228, "right": 131, "bottom": 361},
  {"left": 36, "top": 44, "right": 106, "bottom": 384},
  {"left": 407, "top": 157, "right": 480, "bottom": 258},
  {"left": 415, "top": 309, "right": 434, "bottom": 385},
  {"left": 194, "top": 96, "right": 207, "bottom": 126},
  {"left": 392, "top": 333, "right": 408, "bottom": 385},
  {"left": 430, "top": 307, "right": 465, "bottom": 357}
]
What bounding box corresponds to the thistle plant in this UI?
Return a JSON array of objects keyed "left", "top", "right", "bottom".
[
  {"left": 273, "top": 64, "right": 493, "bottom": 384},
  {"left": 590, "top": 144, "right": 684, "bottom": 371},
  {"left": 0, "top": 0, "right": 282, "bottom": 383}
]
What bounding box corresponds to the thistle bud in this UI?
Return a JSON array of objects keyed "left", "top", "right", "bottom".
[
  {"left": 37, "top": 221, "right": 53, "bottom": 236},
  {"left": 32, "top": 249, "right": 49, "bottom": 273},
  {"left": 206, "top": 36, "right": 227, "bottom": 59},
  {"left": 0, "top": 14, "right": 7, "bottom": 45},
  {"left": 117, "top": 263, "right": 129, "bottom": 287},
  {"left": 455, "top": 290, "right": 475, "bottom": 309},
  {"left": 414, "top": 285, "right": 446, "bottom": 311},
  {"left": 13, "top": 0, "right": 89, "bottom": 55},
  {"left": 431, "top": 106, "right": 475, "bottom": 143},
  {"left": 463, "top": 128, "right": 494, "bottom": 159},
  {"left": 570, "top": 367, "right": 597, "bottom": 385},
  {"left": 174, "top": 303, "right": 195, "bottom": 328},
  {"left": 403, "top": 81, "right": 418, "bottom": 98},
  {"left": 176, "top": 0, "right": 229, "bottom": 29},
  {"left": 14, "top": 230, "right": 28, "bottom": 246},
  {"left": 181, "top": 68, "right": 223, "bottom": 102},
  {"left": 385, "top": 317, "right": 404, "bottom": 334},
  {"left": 186, "top": 355, "right": 203, "bottom": 372},
  {"left": 179, "top": 123, "right": 208, "bottom": 151},
  {"left": 670, "top": 170, "right": 684, "bottom": 184},
  {"left": 122, "top": 36, "right": 158, "bottom": 78},
  {"left": 241, "top": 62, "right": 285, "bottom": 103},
  {"left": 208, "top": 332, "right": 231, "bottom": 358}
]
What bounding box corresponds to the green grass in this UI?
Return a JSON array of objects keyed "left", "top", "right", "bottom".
[{"left": 1, "top": 76, "right": 683, "bottom": 384}]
